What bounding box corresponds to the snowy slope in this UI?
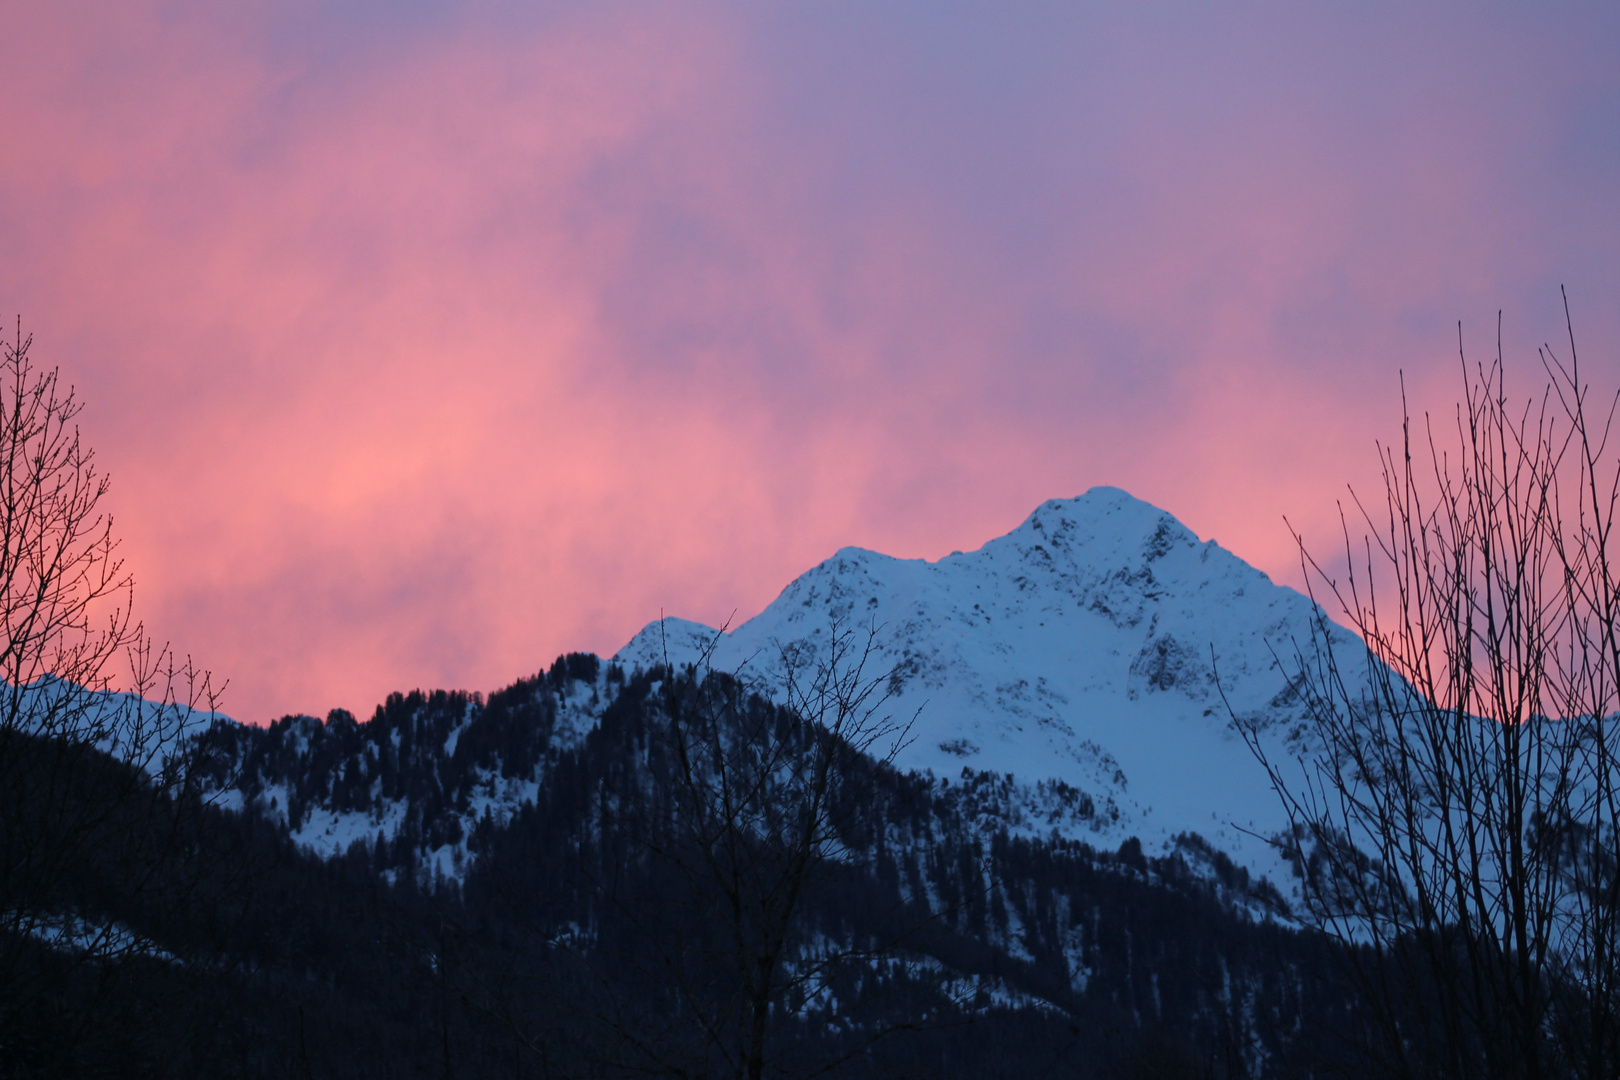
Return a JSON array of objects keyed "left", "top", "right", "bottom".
[
  {"left": 7, "top": 675, "right": 231, "bottom": 778},
  {"left": 204, "top": 672, "right": 616, "bottom": 877},
  {"left": 618, "top": 487, "right": 1359, "bottom": 881}
]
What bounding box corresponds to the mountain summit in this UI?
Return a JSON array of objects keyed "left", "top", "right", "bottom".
[
  {"left": 79, "top": 487, "right": 1374, "bottom": 1072},
  {"left": 192, "top": 487, "right": 1348, "bottom": 894},
  {"left": 619, "top": 487, "right": 1349, "bottom": 877}
]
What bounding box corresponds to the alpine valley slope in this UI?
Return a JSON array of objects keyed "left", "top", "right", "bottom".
[{"left": 618, "top": 486, "right": 1360, "bottom": 884}]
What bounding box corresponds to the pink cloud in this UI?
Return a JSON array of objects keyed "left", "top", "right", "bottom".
[{"left": 2, "top": 2, "right": 1616, "bottom": 721}]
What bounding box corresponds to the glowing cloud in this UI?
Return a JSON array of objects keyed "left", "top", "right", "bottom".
[{"left": 2, "top": 1, "right": 1617, "bottom": 721}]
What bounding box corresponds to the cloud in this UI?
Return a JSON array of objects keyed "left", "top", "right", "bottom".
[{"left": 2, "top": 1, "right": 1617, "bottom": 721}]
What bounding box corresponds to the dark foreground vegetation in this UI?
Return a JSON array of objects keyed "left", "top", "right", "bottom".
[{"left": 6, "top": 660, "right": 1380, "bottom": 1080}]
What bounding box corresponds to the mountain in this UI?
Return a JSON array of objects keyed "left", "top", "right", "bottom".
[
  {"left": 179, "top": 487, "right": 1357, "bottom": 898},
  {"left": 618, "top": 486, "right": 1356, "bottom": 883},
  {"left": 5, "top": 489, "right": 1391, "bottom": 1076},
  {"left": 9, "top": 662, "right": 1362, "bottom": 1078},
  {"left": 193, "top": 487, "right": 1350, "bottom": 893}
]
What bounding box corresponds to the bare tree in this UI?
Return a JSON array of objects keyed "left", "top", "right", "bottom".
[
  {"left": 651, "top": 623, "right": 918, "bottom": 1080},
  {"left": 496, "top": 620, "right": 926, "bottom": 1080},
  {"left": 0, "top": 321, "right": 224, "bottom": 1050},
  {"left": 1235, "top": 293, "right": 1620, "bottom": 1080},
  {"left": 429, "top": 621, "right": 975, "bottom": 1080}
]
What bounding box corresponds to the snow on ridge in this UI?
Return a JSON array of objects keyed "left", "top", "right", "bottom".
[
  {"left": 4, "top": 675, "right": 233, "bottom": 777},
  {"left": 614, "top": 487, "right": 1355, "bottom": 888},
  {"left": 202, "top": 666, "right": 622, "bottom": 882},
  {"left": 616, "top": 616, "right": 726, "bottom": 677}
]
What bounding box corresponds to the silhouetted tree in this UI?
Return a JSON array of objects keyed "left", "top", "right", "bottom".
[
  {"left": 654, "top": 623, "right": 918, "bottom": 1080},
  {"left": 0, "top": 321, "right": 225, "bottom": 1066},
  {"left": 1236, "top": 293, "right": 1620, "bottom": 1080},
  {"left": 497, "top": 622, "right": 927, "bottom": 1080}
]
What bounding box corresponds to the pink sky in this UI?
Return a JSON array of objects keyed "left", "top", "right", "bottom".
[{"left": 3, "top": 2, "right": 1618, "bottom": 723}]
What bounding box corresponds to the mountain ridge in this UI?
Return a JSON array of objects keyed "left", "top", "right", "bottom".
[
  {"left": 179, "top": 486, "right": 1355, "bottom": 898},
  {"left": 617, "top": 486, "right": 1356, "bottom": 882},
  {"left": 12, "top": 489, "right": 1382, "bottom": 1073}
]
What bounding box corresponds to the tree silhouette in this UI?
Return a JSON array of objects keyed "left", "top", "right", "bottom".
[
  {"left": 1236, "top": 293, "right": 1620, "bottom": 1079},
  {"left": 0, "top": 321, "right": 226, "bottom": 1064}
]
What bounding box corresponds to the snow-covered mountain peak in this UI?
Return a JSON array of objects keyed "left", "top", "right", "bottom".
[
  {"left": 998, "top": 488, "right": 1270, "bottom": 598},
  {"left": 619, "top": 488, "right": 1352, "bottom": 884}
]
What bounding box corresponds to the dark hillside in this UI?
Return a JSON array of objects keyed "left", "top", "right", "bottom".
[{"left": 4, "top": 662, "right": 1378, "bottom": 1078}]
